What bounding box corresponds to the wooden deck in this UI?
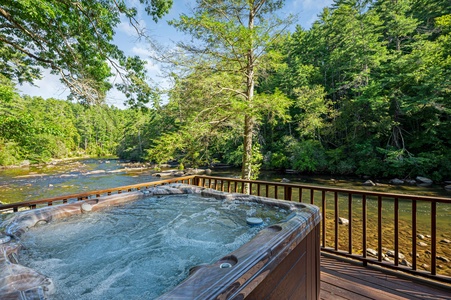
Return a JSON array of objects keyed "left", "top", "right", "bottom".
[{"left": 320, "top": 255, "right": 451, "bottom": 300}]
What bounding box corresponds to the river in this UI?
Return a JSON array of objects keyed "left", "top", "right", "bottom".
[
  {"left": 1, "top": 158, "right": 450, "bottom": 276},
  {"left": 1, "top": 158, "right": 450, "bottom": 204}
]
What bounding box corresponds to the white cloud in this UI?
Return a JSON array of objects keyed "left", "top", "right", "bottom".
[
  {"left": 131, "top": 46, "right": 161, "bottom": 74},
  {"left": 117, "top": 17, "right": 148, "bottom": 37},
  {"left": 131, "top": 45, "right": 153, "bottom": 57},
  {"left": 18, "top": 69, "right": 70, "bottom": 100}
]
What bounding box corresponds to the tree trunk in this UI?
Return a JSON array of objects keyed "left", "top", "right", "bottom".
[
  {"left": 242, "top": 114, "right": 254, "bottom": 180},
  {"left": 241, "top": 7, "right": 256, "bottom": 184}
]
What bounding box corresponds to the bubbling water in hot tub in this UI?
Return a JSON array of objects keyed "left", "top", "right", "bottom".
[{"left": 19, "top": 193, "right": 290, "bottom": 300}]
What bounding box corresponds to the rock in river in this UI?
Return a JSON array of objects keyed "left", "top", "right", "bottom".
[
  {"left": 338, "top": 217, "right": 349, "bottom": 225},
  {"left": 362, "top": 180, "right": 376, "bottom": 186},
  {"left": 416, "top": 176, "right": 433, "bottom": 186},
  {"left": 389, "top": 178, "right": 404, "bottom": 185}
]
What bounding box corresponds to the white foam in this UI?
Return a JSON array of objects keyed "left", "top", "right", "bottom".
[{"left": 19, "top": 194, "right": 290, "bottom": 299}]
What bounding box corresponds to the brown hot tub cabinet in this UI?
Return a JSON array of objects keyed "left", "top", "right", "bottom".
[{"left": 0, "top": 184, "right": 321, "bottom": 300}]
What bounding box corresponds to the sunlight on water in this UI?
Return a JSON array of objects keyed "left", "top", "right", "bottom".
[{"left": 19, "top": 194, "right": 290, "bottom": 300}]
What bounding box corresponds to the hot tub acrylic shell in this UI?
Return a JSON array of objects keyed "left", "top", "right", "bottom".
[{"left": 0, "top": 184, "right": 321, "bottom": 300}]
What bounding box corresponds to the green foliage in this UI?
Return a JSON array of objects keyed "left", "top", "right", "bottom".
[
  {"left": 168, "top": 0, "right": 293, "bottom": 180},
  {"left": 290, "top": 140, "right": 328, "bottom": 173},
  {"left": 0, "top": 90, "right": 128, "bottom": 165},
  {"left": 225, "top": 143, "right": 263, "bottom": 180},
  {"left": 0, "top": 0, "right": 172, "bottom": 104},
  {"left": 0, "top": 139, "right": 21, "bottom": 166},
  {"left": 254, "top": 0, "right": 451, "bottom": 180},
  {"left": 1, "top": 0, "right": 451, "bottom": 182}
]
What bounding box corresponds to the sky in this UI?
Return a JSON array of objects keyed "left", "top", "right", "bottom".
[{"left": 18, "top": 0, "right": 334, "bottom": 108}]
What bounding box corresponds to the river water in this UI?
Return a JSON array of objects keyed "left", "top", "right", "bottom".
[
  {"left": 1, "top": 158, "right": 450, "bottom": 204},
  {"left": 1, "top": 159, "right": 450, "bottom": 276}
]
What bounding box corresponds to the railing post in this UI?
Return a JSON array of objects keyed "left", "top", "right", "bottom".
[
  {"left": 362, "top": 195, "right": 367, "bottom": 266},
  {"left": 322, "top": 191, "right": 326, "bottom": 248},
  {"left": 394, "top": 198, "right": 399, "bottom": 266},
  {"left": 284, "top": 186, "right": 292, "bottom": 201},
  {"left": 412, "top": 200, "right": 417, "bottom": 270},
  {"left": 431, "top": 201, "right": 437, "bottom": 276},
  {"left": 348, "top": 193, "right": 352, "bottom": 254},
  {"left": 378, "top": 196, "right": 382, "bottom": 262},
  {"left": 334, "top": 192, "right": 339, "bottom": 251}
]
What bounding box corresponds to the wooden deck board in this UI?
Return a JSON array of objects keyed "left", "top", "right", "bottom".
[{"left": 320, "top": 255, "right": 451, "bottom": 300}]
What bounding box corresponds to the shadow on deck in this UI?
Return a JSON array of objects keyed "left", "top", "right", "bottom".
[{"left": 320, "top": 254, "right": 451, "bottom": 300}]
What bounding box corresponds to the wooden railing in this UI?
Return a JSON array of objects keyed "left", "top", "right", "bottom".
[
  {"left": 1, "top": 175, "right": 450, "bottom": 284},
  {"left": 0, "top": 176, "right": 197, "bottom": 213}
]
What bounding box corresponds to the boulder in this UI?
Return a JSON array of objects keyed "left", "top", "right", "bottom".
[
  {"left": 436, "top": 256, "right": 450, "bottom": 263},
  {"left": 338, "top": 217, "right": 349, "bottom": 225},
  {"left": 185, "top": 168, "right": 207, "bottom": 175},
  {"left": 367, "top": 248, "right": 378, "bottom": 257},
  {"left": 389, "top": 178, "right": 404, "bottom": 185},
  {"left": 416, "top": 176, "right": 433, "bottom": 186},
  {"left": 281, "top": 178, "right": 290, "bottom": 183},
  {"left": 362, "top": 180, "right": 376, "bottom": 186},
  {"left": 153, "top": 171, "right": 175, "bottom": 177},
  {"left": 418, "top": 241, "right": 428, "bottom": 247},
  {"left": 383, "top": 256, "right": 392, "bottom": 262},
  {"left": 400, "top": 259, "right": 411, "bottom": 267},
  {"left": 440, "top": 239, "right": 450, "bottom": 244},
  {"left": 417, "top": 234, "right": 425, "bottom": 240},
  {"left": 405, "top": 179, "right": 417, "bottom": 185},
  {"left": 445, "top": 185, "right": 451, "bottom": 191},
  {"left": 386, "top": 250, "right": 405, "bottom": 260}
]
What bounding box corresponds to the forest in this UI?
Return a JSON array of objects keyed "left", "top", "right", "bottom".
[{"left": 1, "top": 0, "right": 450, "bottom": 181}]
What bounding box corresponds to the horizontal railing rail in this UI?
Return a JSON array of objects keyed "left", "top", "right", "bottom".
[
  {"left": 1, "top": 175, "right": 450, "bottom": 284},
  {"left": 0, "top": 175, "right": 197, "bottom": 213}
]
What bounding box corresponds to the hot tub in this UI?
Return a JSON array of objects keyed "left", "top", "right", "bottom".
[{"left": 0, "top": 184, "right": 321, "bottom": 300}]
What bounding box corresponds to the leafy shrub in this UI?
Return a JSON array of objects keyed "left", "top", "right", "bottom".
[
  {"left": 291, "top": 140, "right": 327, "bottom": 173},
  {"left": 0, "top": 139, "right": 21, "bottom": 166}
]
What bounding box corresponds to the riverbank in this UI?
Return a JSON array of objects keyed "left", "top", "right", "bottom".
[
  {"left": 0, "top": 155, "right": 95, "bottom": 170},
  {"left": 2, "top": 158, "right": 451, "bottom": 199}
]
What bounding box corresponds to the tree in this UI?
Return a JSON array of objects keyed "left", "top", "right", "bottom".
[
  {"left": 0, "top": 0, "right": 172, "bottom": 104},
  {"left": 168, "top": 0, "right": 292, "bottom": 180}
]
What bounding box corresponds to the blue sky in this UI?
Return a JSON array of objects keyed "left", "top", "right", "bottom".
[{"left": 19, "top": 0, "right": 334, "bottom": 108}]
